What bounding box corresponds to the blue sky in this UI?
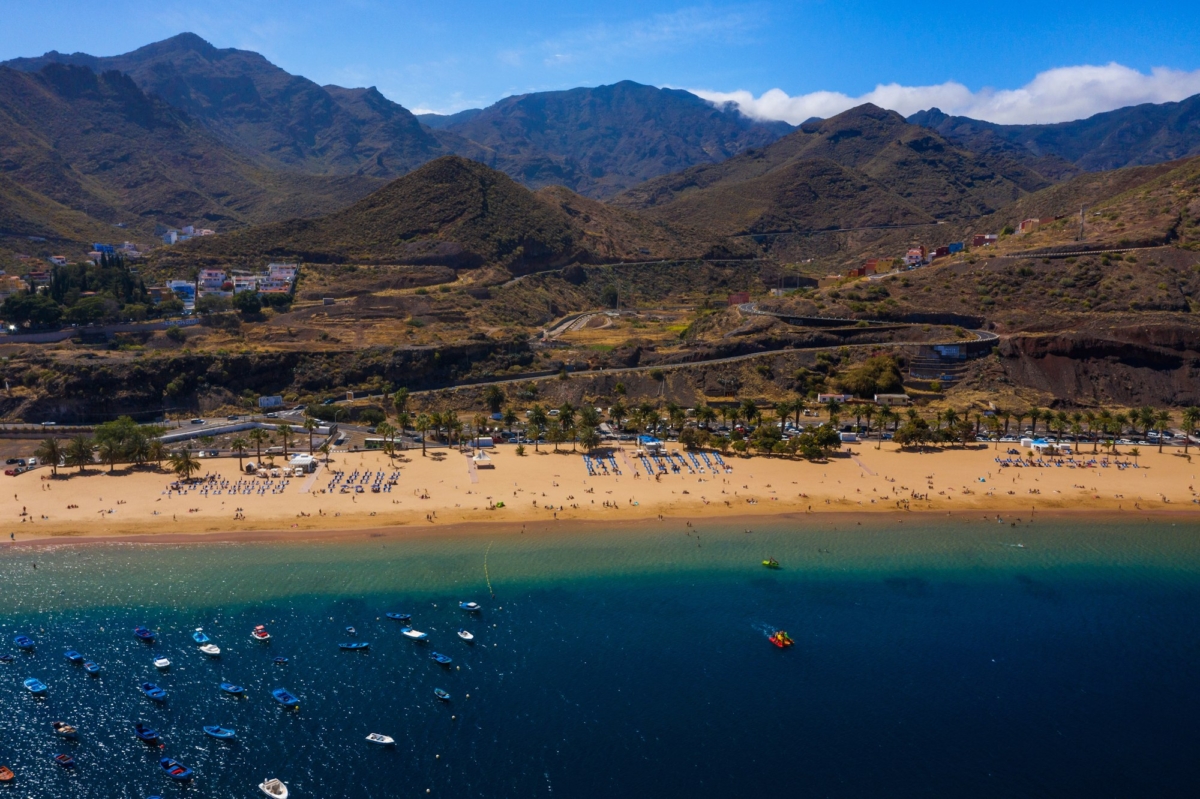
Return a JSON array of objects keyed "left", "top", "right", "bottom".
[{"left": 2, "top": 1, "right": 1198, "bottom": 123}]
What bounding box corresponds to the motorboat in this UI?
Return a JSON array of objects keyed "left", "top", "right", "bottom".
[
  {"left": 159, "top": 757, "right": 194, "bottom": 781},
  {"left": 52, "top": 721, "right": 78, "bottom": 739},
  {"left": 0, "top": 765, "right": 13, "bottom": 782},
  {"left": 133, "top": 723, "right": 159, "bottom": 742},
  {"left": 430, "top": 652, "right": 452, "bottom": 665},
  {"left": 203, "top": 725, "right": 236, "bottom": 740},
  {"left": 63, "top": 650, "right": 84, "bottom": 664},
  {"left": 338, "top": 641, "right": 370, "bottom": 651},
  {"left": 134, "top": 626, "right": 156, "bottom": 642},
  {"left": 13, "top": 635, "right": 34, "bottom": 650},
  {"left": 0, "top": 654, "right": 14, "bottom": 663},
  {"left": 53, "top": 754, "right": 75, "bottom": 769},
  {"left": 250, "top": 625, "right": 271, "bottom": 642},
  {"left": 365, "top": 733, "right": 395, "bottom": 745},
  {"left": 153, "top": 656, "right": 171, "bottom": 669},
  {"left": 271, "top": 687, "right": 300, "bottom": 708},
  {"left": 345, "top": 626, "right": 356, "bottom": 635},
  {"left": 385, "top": 612, "right": 411, "bottom": 622},
  {"left": 762, "top": 558, "right": 781, "bottom": 569},
  {"left": 259, "top": 778, "right": 289, "bottom": 798},
  {"left": 433, "top": 688, "right": 451, "bottom": 701},
  {"left": 219, "top": 682, "right": 245, "bottom": 695},
  {"left": 82, "top": 661, "right": 100, "bottom": 675},
  {"left": 199, "top": 644, "right": 221, "bottom": 657},
  {"left": 401, "top": 627, "right": 428, "bottom": 641},
  {"left": 141, "top": 682, "right": 168, "bottom": 701},
  {"left": 273, "top": 656, "right": 289, "bottom": 665},
  {"left": 23, "top": 678, "right": 47, "bottom": 696},
  {"left": 768, "top": 630, "right": 794, "bottom": 648},
  {"left": 192, "top": 629, "right": 210, "bottom": 644},
  {"left": 459, "top": 601, "right": 481, "bottom": 612},
  {"left": 457, "top": 629, "right": 474, "bottom": 642}
]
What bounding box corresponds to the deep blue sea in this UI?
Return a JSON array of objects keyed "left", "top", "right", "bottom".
[{"left": 0, "top": 516, "right": 1198, "bottom": 798}]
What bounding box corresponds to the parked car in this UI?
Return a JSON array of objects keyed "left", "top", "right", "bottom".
[{"left": 190, "top": 418, "right": 205, "bottom": 425}]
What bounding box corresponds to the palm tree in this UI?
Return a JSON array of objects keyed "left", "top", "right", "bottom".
[
  {"left": 392, "top": 388, "right": 410, "bottom": 419},
  {"left": 695, "top": 404, "right": 716, "bottom": 430},
  {"left": 1137, "top": 406, "right": 1156, "bottom": 439},
  {"left": 395, "top": 411, "right": 411, "bottom": 449},
  {"left": 484, "top": 385, "right": 505, "bottom": 414},
  {"left": 415, "top": 413, "right": 432, "bottom": 456},
  {"left": 97, "top": 438, "right": 121, "bottom": 473},
  {"left": 529, "top": 405, "right": 548, "bottom": 452},
  {"left": 149, "top": 440, "right": 167, "bottom": 470},
  {"left": 303, "top": 417, "right": 319, "bottom": 453},
  {"left": 170, "top": 448, "right": 201, "bottom": 482},
  {"left": 666, "top": 402, "right": 686, "bottom": 434},
  {"left": 1114, "top": 412, "right": 1129, "bottom": 440},
  {"left": 558, "top": 402, "right": 577, "bottom": 450},
  {"left": 1095, "top": 409, "right": 1113, "bottom": 453},
  {"left": 609, "top": 400, "right": 628, "bottom": 437},
  {"left": 862, "top": 405, "right": 875, "bottom": 440},
  {"left": 278, "top": 423, "right": 294, "bottom": 458},
  {"left": 230, "top": 437, "right": 249, "bottom": 471},
  {"left": 1182, "top": 406, "right": 1200, "bottom": 455},
  {"left": 792, "top": 396, "right": 806, "bottom": 427},
  {"left": 376, "top": 422, "right": 395, "bottom": 456},
  {"left": 319, "top": 442, "right": 332, "bottom": 463},
  {"left": 1000, "top": 410, "right": 1012, "bottom": 436},
  {"left": 1027, "top": 407, "right": 1041, "bottom": 437},
  {"left": 1155, "top": 409, "right": 1172, "bottom": 453},
  {"left": 1129, "top": 446, "right": 1141, "bottom": 466},
  {"left": 825, "top": 398, "right": 841, "bottom": 424},
  {"left": 66, "top": 435, "right": 94, "bottom": 473},
  {"left": 1012, "top": 410, "right": 1026, "bottom": 438},
  {"left": 876, "top": 407, "right": 895, "bottom": 449},
  {"left": 547, "top": 424, "right": 566, "bottom": 452},
  {"left": 35, "top": 437, "right": 63, "bottom": 477},
  {"left": 942, "top": 408, "right": 959, "bottom": 446},
  {"left": 249, "top": 428, "right": 268, "bottom": 462},
  {"left": 579, "top": 425, "right": 601, "bottom": 453},
  {"left": 502, "top": 406, "right": 519, "bottom": 437}
]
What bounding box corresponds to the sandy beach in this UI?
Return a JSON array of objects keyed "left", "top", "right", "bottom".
[{"left": 4, "top": 442, "right": 1200, "bottom": 543}]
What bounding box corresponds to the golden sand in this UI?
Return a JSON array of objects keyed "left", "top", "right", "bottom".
[{"left": 5, "top": 443, "right": 1200, "bottom": 542}]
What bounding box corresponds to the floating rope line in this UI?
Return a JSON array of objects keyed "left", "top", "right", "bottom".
[{"left": 484, "top": 541, "right": 495, "bottom": 598}]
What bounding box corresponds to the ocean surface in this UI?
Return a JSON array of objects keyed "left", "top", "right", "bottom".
[{"left": 0, "top": 515, "right": 1198, "bottom": 798}]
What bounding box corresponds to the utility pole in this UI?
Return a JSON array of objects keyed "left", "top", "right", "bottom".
[{"left": 1078, "top": 205, "right": 1086, "bottom": 242}]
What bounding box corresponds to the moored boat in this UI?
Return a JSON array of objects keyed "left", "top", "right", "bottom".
[
  {"left": 338, "top": 641, "right": 370, "bottom": 651},
  {"left": 134, "top": 626, "right": 156, "bottom": 642},
  {"left": 433, "top": 688, "right": 451, "bottom": 701},
  {"left": 762, "top": 558, "right": 780, "bottom": 569},
  {"left": 768, "top": 630, "right": 794, "bottom": 648},
  {"left": 271, "top": 687, "right": 299, "bottom": 708},
  {"left": 203, "top": 725, "right": 236, "bottom": 740},
  {"left": 457, "top": 629, "right": 474, "bottom": 642},
  {"left": 459, "top": 601, "right": 481, "bottom": 612},
  {"left": 250, "top": 625, "right": 271, "bottom": 642},
  {"left": 199, "top": 644, "right": 221, "bottom": 657},
  {"left": 0, "top": 765, "right": 13, "bottom": 782},
  {"left": 13, "top": 635, "right": 34, "bottom": 650},
  {"left": 272, "top": 656, "right": 289, "bottom": 665},
  {"left": 0, "top": 653, "right": 14, "bottom": 663},
  {"left": 365, "top": 733, "right": 395, "bottom": 745},
  {"left": 192, "top": 628, "right": 210, "bottom": 644},
  {"left": 52, "top": 721, "right": 78, "bottom": 739},
  {"left": 53, "top": 754, "right": 75, "bottom": 769},
  {"left": 153, "top": 656, "right": 171, "bottom": 669},
  {"left": 385, "top": 612, "right": 411, "bottom": 622},
  {"left": 430, "top": 652, "right": 452, "bottom": 665},
  {"left": 259, "top": 777, "right": 289, "bottom": 798},
  {"left": 23, "top": 678, "right": 47, "bottom": 696},
  {"left": 63, "top": 650, "right": 83, "bottom": 664},
  {"left": 159, "top": 757, "right": 193, "bottom": 781},
  {"left": 219, "top": 682, "right": 245, "bottom": 695},
  {"left": 401, "top": 627, "right": 428, "bottom": 641},
  {"left": 133, "top": 723, "right": 159, "bottom": 742},
  {"left": 141, "top": 682, "right": 168, "bottom": 701},
  {"left": 345, "top": 626, "right": 356, "bottom": 635},
  {"left": 82, "top": 661, "right": 100, "bottom": 675}
]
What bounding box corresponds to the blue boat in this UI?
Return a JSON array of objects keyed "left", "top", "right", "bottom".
[
  {"left": 459, "top": 601, "right": 481, "bottom": 612},
  {"left": 192, "top": 629, "right": 210, "bottom": 644},
  {"left": 23, "top": 678, "right": 47, "bottom": 696},
  {"left": 385, "top": 612, "right": 411, "bottom": 621},
  {"left": 13, "top": 635, "right": 34, "bottom": 650},
  {"left": 0, "top": 653, "right": 14, "bottom": 663},
  {"left": 430, "top": 652, "right": 453, "bottom": 665},
  {"left": 133, "top": 626, "right": 156, "bottom": 642},
  {"left": 159, "top": 757, "right": 193, "bottom": 781},
  {"left": 434, "top": 688, "right": 451, "bottom": 701},
  {"left": 83, "top": 661, "right": 100, "bottom": 675},
  {"left": 271, "top": 687, "right": 299, "bottom": 708},
  {"left": 202, "top": 725, "right": 236, "bottom": 740},
  {"left": 53, "top": 753, "right": 75, "bottom": 769},
  {"left": 140, "top": 682, "right": 167, "bottom": 701},
  {"left": 272, "top": 656, "right": 289, "bottom": 665},
  {"left": 219, "top": 682, "right": 244, "bottom": 695},
  {"left": 133, "top": 723, "right": 159, "bottom": 742},
  {"left": 64, "top": 650, "right": 83, "bottom": 664},
  {"left": 338, "top": 641, "right": 370, "bottom": 651}
]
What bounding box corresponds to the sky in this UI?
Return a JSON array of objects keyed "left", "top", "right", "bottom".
[{"left": 1, "top": 1, "right": 1199, "bottom": 124}]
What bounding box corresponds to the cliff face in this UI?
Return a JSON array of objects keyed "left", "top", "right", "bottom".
[{"left": 998, "top": 325, "right": 1200, "bottom": 406}]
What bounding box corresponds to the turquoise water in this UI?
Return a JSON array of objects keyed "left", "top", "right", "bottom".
[{"left": 1, "top": 516, "right": 1198, "bottom": 797}]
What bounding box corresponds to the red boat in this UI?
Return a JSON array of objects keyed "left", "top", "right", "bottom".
[
  {"left": 768, "top": 631, "right": 794, "bottom": 648},
  {"left": 250, "top": 625, "right": 271, "bottom": 642}
]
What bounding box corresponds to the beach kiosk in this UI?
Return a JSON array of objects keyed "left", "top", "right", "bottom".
[{"left": 471, "top": 449, "right": 495, "bottom": 469}]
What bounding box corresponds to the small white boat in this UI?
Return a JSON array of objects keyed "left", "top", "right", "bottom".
[
  {"left": 199, "top": 644, "right": 221, "bottom": 657},
  {"left": 459, "top": 601, "right": 481, "bottom": 612},
  {"left": 401, "top": 627, "right": 428, "bottom": 641},
  {"left": 153, "top": 657, "right": 171, "bottom": 669},
  {"left": 365, "top": 733, "right": 395, "bottom": 745},
  {"left": 259, "top": 777, "right": 289, "bottom": 798},
  {"left": 250, "top": 625, "right": 271, "bottom": 642},
  {"left": 457, "top": 629, "right": 474, "bottom": 641}
]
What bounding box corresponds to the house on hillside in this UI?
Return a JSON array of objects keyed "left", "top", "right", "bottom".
[
  {"left": 972, "top": 234, "right": 998, "bottom": 247},
  {"left": 904, "top": 246, "right": 926, "bottom": 267},
  {"left": 268, "top": 263, "right": 298, "bottom": 281},
  {"left": 198, "top": 269, "right": 227, "bottom": 291},
  {"left": 727, "top": 291, "right": 750, "bottom": 305},
  {"left": 0, "top": 275, "right": 30, "bottom": 302},
  {"left": 874, "top": 393, "right": 910, "bottom": 406},
  {"left": 48, "top": 256, "right": 67, "bottom": 266},
  {"left": 931, "top": 246, "right": 950, "bottom": 259},
  {"left": 948, "top": 242, "right": 964, "bottom": 254}
]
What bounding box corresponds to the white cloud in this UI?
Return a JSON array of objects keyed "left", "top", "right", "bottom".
[{"left": 693, "top": 63, "right": 1200, "bottom": 125}]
